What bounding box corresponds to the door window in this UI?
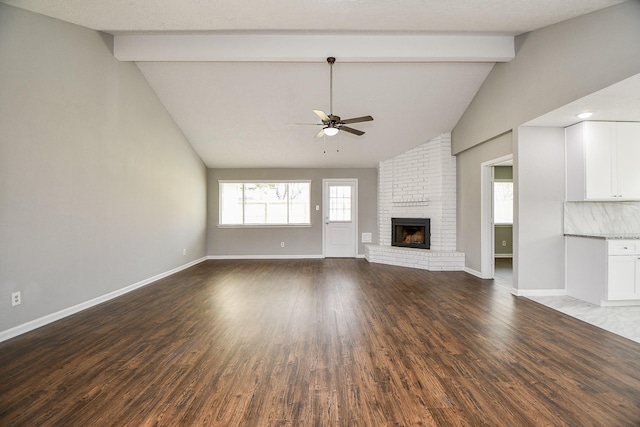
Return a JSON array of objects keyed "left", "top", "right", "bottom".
[{"left": 329, "top": 185, "right": 352, "bottom": 221}]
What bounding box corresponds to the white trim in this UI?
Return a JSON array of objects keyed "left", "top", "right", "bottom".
[
  {"left": 464, "top": 266, "right": 492, "bottom": 279},
  {"left": 207, "top": 254, "right": 324, "bottom": 260},
  {"left": 114, "top": 34, "right": 515, "bottom": 63},
  {"left": 356, "top": 254, "right": 366, "bottom": 259},
  {"left": 600, "top": 299, "right": 640, "bottom": 307},
  {"left": 0, "top": 257, "right": 208, "bottom": 343},
  {"left": 494, "top": 254, "right": 513, "bottom": 258},
  {"left": 512, "top": 288, "right": 567, "bottom": 297}
]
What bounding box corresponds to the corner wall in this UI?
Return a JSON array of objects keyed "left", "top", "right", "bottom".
[{"left": 0, "top": 4, "right": 207, "bottom": 337}]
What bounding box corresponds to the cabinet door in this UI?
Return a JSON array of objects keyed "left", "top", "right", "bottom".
[
  {"left": 615, "top": 122, "right": 640, "bottom": 199},
  {"left": 608, "top": 255, "right": 640, "bottom": 300},
  {"left": 584, "top": 122, "right": 615, "bottom": 199}
]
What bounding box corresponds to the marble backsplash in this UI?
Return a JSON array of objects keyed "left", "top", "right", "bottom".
[{"left": 564, "top": 201, "right": 640, "bottom": 235}]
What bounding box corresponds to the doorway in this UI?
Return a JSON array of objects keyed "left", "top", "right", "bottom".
[
  {"left": 323, "top": 179, "right": 358, "bottom": 258},
  {"left": 480, "top": 155, "right": 513, "bottom": 290}
]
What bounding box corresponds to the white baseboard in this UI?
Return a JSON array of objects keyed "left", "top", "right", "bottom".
[
  {"left": 207, "top": 254, "right": 324, "bottom": 260},
  {"left": 0, "top": 257, "right": 207, "bottom": 343},
  {"left": 513, "top": 288, "right": 567, "bottom": 297},
  {"left": 463, "top": 267, "right": 492, "bottom": 279}
]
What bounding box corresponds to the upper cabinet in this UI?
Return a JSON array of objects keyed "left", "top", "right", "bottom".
[{"left": 566, "top": 121, "right": 640, "bottom": 201}]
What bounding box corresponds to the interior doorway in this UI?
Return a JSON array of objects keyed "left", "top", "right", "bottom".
[{"left": 480, "top": 155, "right": 513, "bottom": 290}]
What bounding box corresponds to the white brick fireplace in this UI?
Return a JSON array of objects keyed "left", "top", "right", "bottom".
[{"left": 365, "top": 133, "right": 465, "bottom": 271}]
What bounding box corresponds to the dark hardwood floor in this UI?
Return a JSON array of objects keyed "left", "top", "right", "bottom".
[
  {"left": 494, "top": 257, "right": 513, "bottom": 289},
  {"left": 2, "top": 259, "right": 640, "bottom": 426}
]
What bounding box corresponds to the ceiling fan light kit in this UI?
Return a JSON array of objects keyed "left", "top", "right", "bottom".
[
  {"left": 293, "top": 57, "right": 373, "bottom": 138},
  {"left": 323, "top": 127, "right": 339, "bottom": 136}
]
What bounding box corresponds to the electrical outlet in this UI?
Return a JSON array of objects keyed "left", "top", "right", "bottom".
[
  {"left": 280, "top": 242, "right": 285, "bottom": 248},
  {"left": 11, "top": 291, "right": 21, "bottom": 306},
  {"left": 183, "top": 248, "right": 187, "bottom": 255},
  {"left": 502, "top": 240, "right": 507, "bottom": 247}
]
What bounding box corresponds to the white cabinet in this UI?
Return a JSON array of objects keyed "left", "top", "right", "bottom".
[
  {"left": 607, "top": 255, "right": 640, "bottom": 300},
  {"left": 615, "top": 122, "right": 640, "bottom": 198},
  {"left": 566, "top": 121, "right": 640, "bottom": 201},
  {"left": 607, "top": 240, "right": 640, "bottom": 300},
  {"left": 566, "top": 237, "right": 640, "bottom": 306}
]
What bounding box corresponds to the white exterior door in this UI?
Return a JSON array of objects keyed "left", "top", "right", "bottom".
[{"left": 323, "top": 179, "right": 357, "bottom": 258}]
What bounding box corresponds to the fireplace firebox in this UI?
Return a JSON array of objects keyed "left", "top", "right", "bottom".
[{"left": 392, "top": 218, "right": 430, "bottom": 249}]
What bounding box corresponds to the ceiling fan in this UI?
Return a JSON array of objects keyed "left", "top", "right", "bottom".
[{"left": 291, "top": 57, "right": 373, "bottom": 138}]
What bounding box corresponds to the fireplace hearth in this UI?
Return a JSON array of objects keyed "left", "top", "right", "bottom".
[{"left": 392, "top": 218, "right": 430, "bottom": 249}]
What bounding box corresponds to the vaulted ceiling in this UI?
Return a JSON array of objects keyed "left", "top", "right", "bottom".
[{"left": 1, "top": 0, "right": 629, "bottom": 168}]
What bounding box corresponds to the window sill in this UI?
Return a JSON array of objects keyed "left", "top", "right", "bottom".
[{"left": 217, "top": 224, "right": 312, "bottom": 229}]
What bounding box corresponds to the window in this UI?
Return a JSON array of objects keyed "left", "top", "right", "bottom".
[
  {"left": 219, "top": 181, "right": 311, "bottom": 226},
  {"left": 493, "top": 181, "right": 513, "bottom": 224},
  {"left": 328, "top": 185, "right": 352, "bottom": 221}
]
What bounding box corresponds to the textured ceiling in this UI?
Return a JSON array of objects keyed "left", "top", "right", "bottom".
[
  {"left": 1, "top": 0, "right": 630, "bottom": 168},
  {"left": 0, "top": 0, "right": 627, "bottom": 34}
]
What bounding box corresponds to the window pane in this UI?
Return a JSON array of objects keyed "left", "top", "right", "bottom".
[
  {"left": 244, "top": 183, "right": 287, "bottom": 224},
  {"left": 329, "top": 185, "right": 352, "bottom": 221},
  {"left": 220, "top": 181, "right": 310, "bottom": 226},
  {"left": 288, "top": 182, "right": 310, "bottom": 224},
  {"left": 494, "top": 182, "right": 513, "bottom": 224},
  {"left": 220, "top": 183, "right": 243, "bottom": 225}
]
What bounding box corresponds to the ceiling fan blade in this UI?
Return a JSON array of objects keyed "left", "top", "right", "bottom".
[
  {"left": 315, "top": 128, "right": 326, "bottom": 138},
  {"left": 340, "top": 126, "right": 365, "bottom": 136},
  {"left": 341, "top": 115, "right": 374, "bottom": 125},
  {"left": 313, "top": 110, "right": 330, "bottom": 122},
  {"left": 286, "top": 123, "right": 322, "bottom": 126}
]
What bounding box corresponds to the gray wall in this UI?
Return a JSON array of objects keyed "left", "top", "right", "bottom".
[
  {"left": 452, "top": 1, "right": 640, "bottom": 155},
  {"left": 456, "top": 132, "right": 512, "bottom": 273},
  {"left": 0, "top": 5, "right": 207, "bottom": 334},
  {"left": 494, "top": 166, "right": 512, "bottom": 180},
  {"left": 208, "top": 168, "right": 377, "bottom": 257},
  {"left": 494, "top": 226, "right": 513, "bottom": 256}
]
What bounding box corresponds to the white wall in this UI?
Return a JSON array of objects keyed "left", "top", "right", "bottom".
[
  {"left": 515, "top": 127, "right": 566, "bottom": 292},
  {"left": 378, "top": 133, "right": 457, "bottom": 250},
  {"left": 0, "top": 4, "right": 207, "bottom": 337}
]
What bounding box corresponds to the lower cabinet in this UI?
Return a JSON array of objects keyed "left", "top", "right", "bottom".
[
  {"left": 566, "top": 237, "right": 640, "bottom": 306},
  {"left": 608, "top": 255, "right": 640, "bottom": 300}
]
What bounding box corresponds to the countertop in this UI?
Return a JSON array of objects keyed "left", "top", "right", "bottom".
[{"left": 565, "top": 233, "right": 640, "bottom": 240}]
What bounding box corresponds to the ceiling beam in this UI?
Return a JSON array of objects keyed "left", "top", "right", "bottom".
[{"left": 113, "top": 34, "right": 514, "bottom": 62}]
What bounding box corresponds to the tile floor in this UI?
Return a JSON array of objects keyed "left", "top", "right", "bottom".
[{"left": 493, "top": 258, "right": 640, "bottom": 344}]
